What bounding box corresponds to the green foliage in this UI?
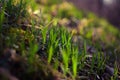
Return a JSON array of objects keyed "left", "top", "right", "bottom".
[
  {"left": 0, "top": 0, "right": 120, "bottom": 80},
  {"left": 28, "top": 42, "right": 38, "bottom": 64},
  {"left": 41, "top": 26, "right": 48, "bottom": 44},
  {"left": 111, "top": 63, "right": 118, "bottom": 80},
  {"left": 0, "top": 2, "right": 5, "bottom": 32},
  {"left": 61, "top": 48, "right": 69, "bottom": 75},
  {"left": 71, "top": 47, "right": 78, "bottom": 79}
]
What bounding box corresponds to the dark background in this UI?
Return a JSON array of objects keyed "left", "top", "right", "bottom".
[{"left": 68, "top": 0, "right": 120, "bottom": 28}]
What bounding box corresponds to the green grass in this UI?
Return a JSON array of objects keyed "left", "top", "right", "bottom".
[
  {"left": 0, "top": 2, "right": 5, "bottom": 32},
  {"left": 71, "top": 47, "right": 78, "bottom": 79},
  {"left": 0, "top": 0, "right": 120, "bottom": 80}
]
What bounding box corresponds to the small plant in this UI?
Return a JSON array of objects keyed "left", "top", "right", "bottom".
[
  {"left": 3, "top": 0, "right": 28, "bottom": 22},
  {"left": 47, "top": 27, "right": 59, "bottom": 63},
  {"left": 90, "top": 52, "right": 106, "bottom": 80},
  {"left": 72, "top": 47, "right": 78, "bottom": 79},
  {"left": 96, "top": 52, "right": 106, "bottom": 73},
  {"left": 60, "top": 48, "right": 70, "bottom": 75},
  {"left": 47, "top": 46, "right": 54, "bottom": 63},
  {"left": 41, "top": 26, "right": 48, "bottom": 44},
  {"left": 78, "top": 41, "right": 87, "bottom": 70},
  {"left": 111, "top": 62, "right": 118, "bottom": 80},
  {"left": 49, "top": 27, "right": 58, "bottom": 45},
  {"left": 0, "top": 2, "right": 5, "bottom": 32},
  {"left": 28, "top": 42, "right": 38, "bottom": 64}
]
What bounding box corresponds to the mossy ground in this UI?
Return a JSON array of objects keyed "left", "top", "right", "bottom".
[{"left": 0, "top": 0, "right": 120, "bottom": 80}]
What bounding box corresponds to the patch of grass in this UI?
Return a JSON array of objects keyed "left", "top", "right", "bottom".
[
  {"left": 0, "top": 0, "right": 120, "bottom": 80},
  {"left": 41, "top": 26, "right": 48, "bottom": 44},
  {"left": 71, "top": 47, "right": 78, "bottom": 79},
  {"left": 28, "top": 41, "right": 38, "bottom": 64},
  {"left": 4, "top": 0, "right": 28, "bottom": 22},
  {"left": 111, "top": 63, "right": 119, "bottom": 80}
]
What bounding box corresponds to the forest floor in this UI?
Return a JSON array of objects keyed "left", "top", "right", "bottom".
[{"left": 0, "top": 0, "right": 120, "bottom": 80}]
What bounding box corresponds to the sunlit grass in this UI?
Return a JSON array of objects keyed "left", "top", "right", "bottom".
[
  {"left": 41, "top": 26, "right": 48, "bottom": 44},
  {"left": 72, "top": 47, "right": 78, "bottom": 79},
  {"left": 0, "top": 0, "right": 120, "bottom": 80}
]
